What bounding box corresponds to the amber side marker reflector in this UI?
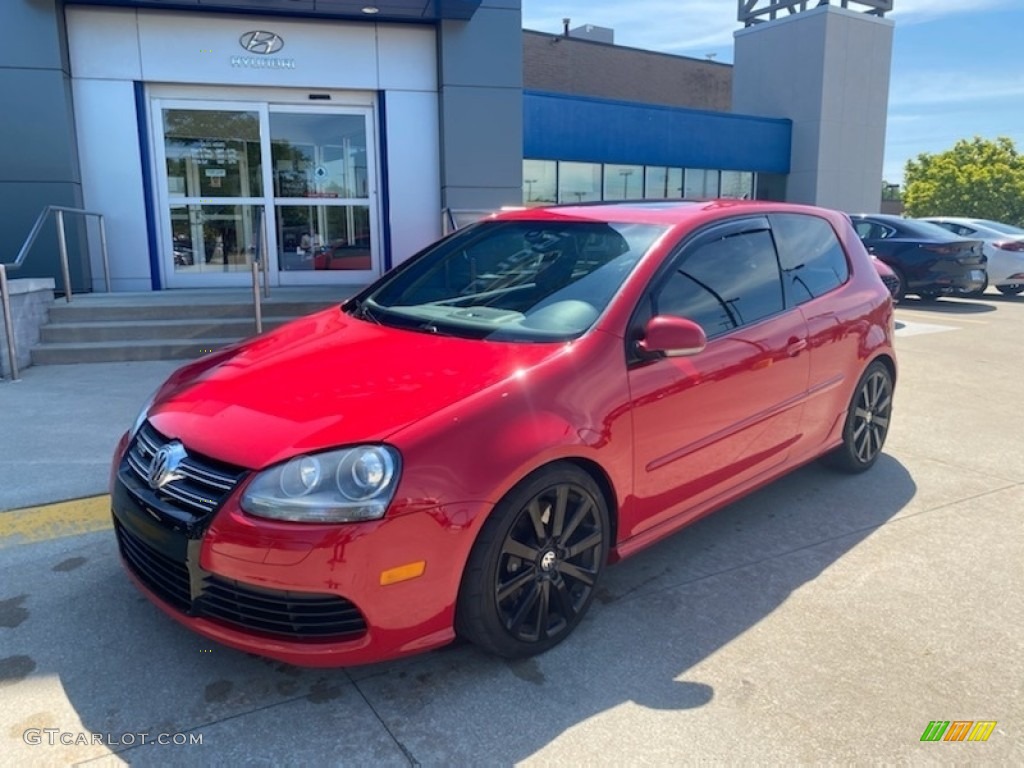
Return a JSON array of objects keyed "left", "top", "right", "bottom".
[{"left": 380, "top": 561, "right": 426, "bottom": 586}]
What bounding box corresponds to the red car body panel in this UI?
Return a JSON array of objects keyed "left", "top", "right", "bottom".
[{"left": 111, "top": 201, "right": 895, "bottom": 666}]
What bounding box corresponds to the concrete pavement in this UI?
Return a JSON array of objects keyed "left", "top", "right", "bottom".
[{"left": 0, "top": 293, "right": 1022, "bottom": 765}]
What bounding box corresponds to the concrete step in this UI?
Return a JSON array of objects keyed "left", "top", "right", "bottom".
[
  {"left": 47, "top": 298, "right": 338, "bottom": 323},
  {"left": 28, "top": 287, "right": 364, "bottom": 366},
  {"left": 31, "top": 338, "right": 243, "bottom": 366},
  {"left": 39, "top": 317, "right": 297, "bottom": 343}
]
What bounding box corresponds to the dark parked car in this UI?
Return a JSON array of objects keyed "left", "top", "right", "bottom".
[
  {"left": 850, "top": 214, "right": 987, "bottom": 301},
  {"left": 111, "top": 201, "right": 896, "bottom": 666}
]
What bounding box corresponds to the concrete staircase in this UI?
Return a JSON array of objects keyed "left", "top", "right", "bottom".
[{"left": 31, "top": 286, "right": 361, "bottom": 365}]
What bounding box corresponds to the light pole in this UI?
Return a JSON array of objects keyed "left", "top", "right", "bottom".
[
  {"left": 524, "top": 178, "right": 538, "bottom": 202},
  {"left": 619, "top": 169, "right": 634, "bottom": 199}
]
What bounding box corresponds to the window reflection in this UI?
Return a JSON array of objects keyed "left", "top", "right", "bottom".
[
  {"left": 163, "top": 109, "right": 263, "bottom": 198},
  {"left": 277, "top": 204, "right": 371, "bottom": 271},
  {"left": 523, "top": 160, "right": 558, "bottom": 205},
  {"left": 604, "top": 164, "right": 644, "bottom": 200},
  {"left": 558, "top": 162, "right": 602, "bottom": 203},
  {"left": 170, "top": 204, "right": 260, "bottom": 273}
]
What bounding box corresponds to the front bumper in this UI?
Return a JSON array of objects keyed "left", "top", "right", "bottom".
[{"left": 110, "top": 432, "right": 491, "bottom": 667}]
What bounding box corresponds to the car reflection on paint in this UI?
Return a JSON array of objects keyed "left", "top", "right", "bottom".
[{"left": 110, "top": 200, "right": 896, "bottom": 667}]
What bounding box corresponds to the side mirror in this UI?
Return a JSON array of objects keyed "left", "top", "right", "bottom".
[{"left": 638, "top": 315, "right": 707, "bottom": 358}]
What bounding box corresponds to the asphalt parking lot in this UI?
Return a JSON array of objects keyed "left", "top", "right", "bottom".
[{"left": 1, "top": 293, "right": 1022, "bottom": 765}]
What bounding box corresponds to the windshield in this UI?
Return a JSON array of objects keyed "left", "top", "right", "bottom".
[{"left": 349, "top": 220, "right": 667, "bottom": 341}]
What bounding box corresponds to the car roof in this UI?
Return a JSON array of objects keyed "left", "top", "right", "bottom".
[{"left": 491, "top": 199, "right": 838, "bottom": 226}]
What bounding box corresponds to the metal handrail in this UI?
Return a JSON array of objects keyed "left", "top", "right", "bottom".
[
  {"left": 2, "top": 205, "right": 111, "bottom": 381},
  {"left": 4, "top": 205, "right": 111, "bottom": 300},
  {"left": 442, "top": 208, "right": 497, "bottom": 235}
]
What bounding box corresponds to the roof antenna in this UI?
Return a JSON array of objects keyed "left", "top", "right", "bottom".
[{"left": 563, "top": 18, "right": 571, "bottom": 36}]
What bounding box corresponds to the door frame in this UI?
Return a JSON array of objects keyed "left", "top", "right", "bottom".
[{"left": 147, "top": 86, "right": 381, "bottom": 289}]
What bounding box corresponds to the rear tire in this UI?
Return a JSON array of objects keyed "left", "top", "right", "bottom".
[
  {"left": 997, "top": 284, "right": 1024, "bottom": 296},
  {"left": 963, "top": 275, "right": 988, "bottom": 298},
  {"left": 456, "top": 463, "right": 610, "bottom": 659},
  {"left": 889, "top": 267, "right": 907, "bottom": 303},
  {"left": 820, "top": 361, "right": 893, "bottom": 474}
]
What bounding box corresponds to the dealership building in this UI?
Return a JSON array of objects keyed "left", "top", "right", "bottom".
[{"left": 0, "top": 0, "right": 893, "bottom": 295}]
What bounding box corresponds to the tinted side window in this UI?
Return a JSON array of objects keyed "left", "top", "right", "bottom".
[
  {"left": 654, "top": 229, "right": 784, "bottom": 338},
  {"left": 771, "top": 213, "right": 850, "bottom": 304}
]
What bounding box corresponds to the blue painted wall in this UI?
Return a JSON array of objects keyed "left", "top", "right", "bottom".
[{"left": 524, "top": 90, "right": 791, "bottom": 174}]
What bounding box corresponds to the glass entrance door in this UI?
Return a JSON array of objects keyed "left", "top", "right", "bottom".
[
  {"left": 269, "top": 106, "right": 377, "bottom": 284},
  {"left": 152, "top": 99, "right": 378, "bottom": 288}
]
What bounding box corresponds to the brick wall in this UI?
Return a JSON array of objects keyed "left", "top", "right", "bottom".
[{"left": 524, "top": 30, "right": 732, "bottom": 111}]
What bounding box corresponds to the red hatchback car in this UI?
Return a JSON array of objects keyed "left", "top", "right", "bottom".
[{"left": 111, "top": 201, "right": 896, "bottom": 666}]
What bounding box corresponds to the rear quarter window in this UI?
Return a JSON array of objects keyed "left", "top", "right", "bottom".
[{"left": 771, "top": 214, "right": 850, "bottom": 304}]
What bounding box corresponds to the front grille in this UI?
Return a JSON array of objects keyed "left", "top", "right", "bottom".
[
  {"left": 198, "top": 576, "right": 368, "bottom": 638},
  {"left": 115, "top": 520, "right": 191, "bottom": 612},
  {"left": 125, "top": 422, "right": 246, "bottom": 518},
  {"left": 115, "top": 518, "right": 368, "bottom": 642}
]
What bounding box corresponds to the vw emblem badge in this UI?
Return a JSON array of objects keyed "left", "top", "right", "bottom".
[
  {"left": 148, "top": 442, "right": 187, "bottom": 490},
  {"left": 239, "top": 31, "right": 284, "bottom": 55}
]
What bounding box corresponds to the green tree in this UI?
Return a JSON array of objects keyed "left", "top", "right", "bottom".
[{"left": 902, "top": 136, "right": 1024, "bottom": 225}]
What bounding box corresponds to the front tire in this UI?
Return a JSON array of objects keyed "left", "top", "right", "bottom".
[
  {"left": 997, "top": 283, "right": 1024, "bottom": 296},
  {"left": 456, "top": 463, "right": 610, "bottom": 659},
  {"left": 821, "top": 361, "right": 894, "bottom": 473}
]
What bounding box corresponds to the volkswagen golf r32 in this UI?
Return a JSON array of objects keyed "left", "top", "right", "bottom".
[{"left": 111, "top": 200, "right": 896, "bottom": 666}]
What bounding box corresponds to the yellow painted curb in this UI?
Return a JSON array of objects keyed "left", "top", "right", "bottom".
[{"left": 0, "top": 495, "right": 112, "bottom": 547}]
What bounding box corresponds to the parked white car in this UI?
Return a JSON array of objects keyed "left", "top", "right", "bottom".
[{"left": 919, "top": 217, "right": 1024, "bottom": 296}]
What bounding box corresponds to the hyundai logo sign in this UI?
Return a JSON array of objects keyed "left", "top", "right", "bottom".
[{"left": 239, "top": 31, "right": 284, "bottom": 55}]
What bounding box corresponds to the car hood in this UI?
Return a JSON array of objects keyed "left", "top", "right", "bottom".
[{"left": 147, "top": 307, "right": 560, "bottom": 469}]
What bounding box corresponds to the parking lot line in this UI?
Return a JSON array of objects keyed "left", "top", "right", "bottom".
[{"left": 0, "top": 495, "right": 111, "bottom": 547}]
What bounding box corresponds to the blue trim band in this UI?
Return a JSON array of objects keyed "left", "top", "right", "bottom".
[
  {"left": 524, "top": 90, "right": 792, "bottom": 174},
  {"left": 134, "top": 82, "right": 162, "bottom": 291},
  {"left": 377, "top": 91, "right": 393, "bottom": 273}
]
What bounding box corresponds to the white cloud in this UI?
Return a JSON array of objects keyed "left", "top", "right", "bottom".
[
  {"left": 890, "top": 71, "right": 1024, "bottom": 108},
  {"left": 890, "top": 0, "right": 1018, "bottom": 24}
]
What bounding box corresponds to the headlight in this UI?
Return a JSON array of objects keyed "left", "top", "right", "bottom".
[
  {"left": 129, "top": 390, "right": 158, "bottom": 440},
  {"left": 241, "top": 445, "right": 401, "bottom": 523}
]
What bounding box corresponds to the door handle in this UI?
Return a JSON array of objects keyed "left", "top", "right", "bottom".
[{"left": 787, "top": 338, "right": 808, "bottom": 356}]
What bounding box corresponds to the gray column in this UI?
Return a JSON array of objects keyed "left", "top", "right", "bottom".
[
  {"left": 0, "top": 1, "right": 88, "bottom": 290},
  {"left": 437, "top": 0, "right": 523, "bottom": 212},
  {"left": 732, "top": 5, "right": 894, "bottom": 213}
]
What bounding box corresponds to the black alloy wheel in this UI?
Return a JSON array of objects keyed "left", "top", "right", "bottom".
[
  {"left": 456, "top": 463, "right": 609, "bottom": 658},
  {"left": 997, "top": 283, "right": 1024, "bottom": 296},
  {"left": 821, "top": 361, "right": 894, "bottom": 473}
]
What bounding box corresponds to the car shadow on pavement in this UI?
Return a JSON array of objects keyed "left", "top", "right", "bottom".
[
  {"left": 899, "top": 297, "right": 995, "bottom": 314},
  {"left": 1, "top": 455, "right": 916, "bottom": 764}
]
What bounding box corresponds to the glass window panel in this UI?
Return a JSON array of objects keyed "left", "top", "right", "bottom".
[
  {"left": 604, "top": 164, "right": 644, "bottom": 200},
  {"left": 558, "top": 162, "right": 602, "bottom": 204},
  {"left": 163, "top": 109, "right": 262, "bottom": 198},
  {"left": 656, "top": 230, "right": 784, "bottom": 337},
  {"left": 277, "top": 204, "right": 371, "bottom": 271},
  {"left": 270, "top": 113, "right": 368, "bottom": 199},
  {"left": 721, "top": 170, "right": 754, "bottom": 199},
  {"left": 523, "top": 160, "right": 558, "bottom": 205},
  {"left": 170, "top": 204, "right": 260, "bottom": 273},
  {"left": 771, "top": 213, "right": 850, "bottom": 303},
  {"left": 645, "top": 167, "right": 684, "bottom": 198},
  {"left": 684, "top": 169, "right": 719, "bottom": 200}
]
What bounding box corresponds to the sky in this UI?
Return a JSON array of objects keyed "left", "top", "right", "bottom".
[{"left": 521, "top": 0, "right": 1024, "bottom": 185}]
